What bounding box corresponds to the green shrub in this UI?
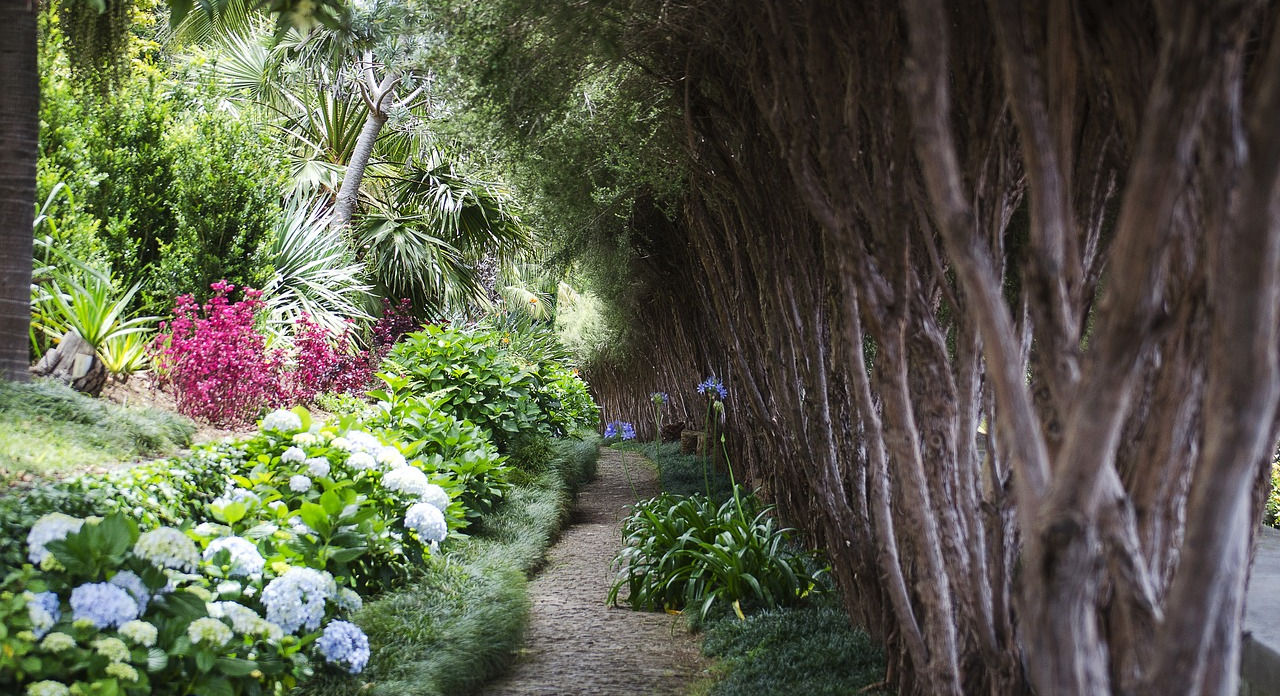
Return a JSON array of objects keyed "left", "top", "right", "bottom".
[
  {"left": 609, "top": 487, "right": 826, "bottom": 621},
  {"left": 615, "top": 441, "right": 732, "bottom": 501},
  {"left": 0, "top": 379, "right": 194, "bottom": 478},
  {"left": 699, "top": 598, "right": 891, "bottom": 696},
  {"left": 384, "top": 325, "right": 598, "bottom": 451}
]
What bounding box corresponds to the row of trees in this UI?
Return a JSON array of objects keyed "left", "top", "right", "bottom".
[{"left": 427, "top": 0, "right": 1280, "bottom": 694}]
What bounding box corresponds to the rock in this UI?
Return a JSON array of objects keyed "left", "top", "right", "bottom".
[
  {"left": 680, "top": 429, "right": 704, "bottom": 455},
  {"left": 660, "top": 422, "right": 685, "bottom": 443},
  {"left": 31, "top": 330, "right": 108, "bottom": 397}
]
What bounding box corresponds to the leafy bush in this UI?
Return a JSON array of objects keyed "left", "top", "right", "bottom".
[
  {"left": 289, "top": 314, "right": 379, "bottom": 403},
  {"left": 152, "top": 281, "right": 288, "bottom": 426},
  {"left": 700, "top": 599, "right": 891, "bottom": 696},
  {"left": 384, "top": 325, "right": 597, "bottom": 451},
  {"left": 609, "top": 487, "right": 826, "bottom": 621},
  {"left": 0, "top": 408, "right": 468, "bottom": 695}
]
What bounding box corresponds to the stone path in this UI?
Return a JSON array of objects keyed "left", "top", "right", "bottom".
[{"left": 483, "top": 448, "right": 705, "bottom": 695}]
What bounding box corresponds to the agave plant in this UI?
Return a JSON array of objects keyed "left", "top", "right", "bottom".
[
  {"left": 99, "top": 331, "right": 153, "bottom": 379},
  {"left": 260, "top": 196, "right": 374, "bottom": 338}
]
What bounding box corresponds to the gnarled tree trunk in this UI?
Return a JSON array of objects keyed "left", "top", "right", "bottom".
[{"left": 0, "top": 2, "right": 36, "bottom": 382}]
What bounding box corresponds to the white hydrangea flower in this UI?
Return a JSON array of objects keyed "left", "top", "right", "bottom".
[
  {"left": 118, "top": 620, "right": 158, "bottom": 647},
  {"left": 91, "top": 636, "right": 130, "bottom": 662},
  {"left": 292, "top": 431, "right": 318, "bottom": 446},
  {"left": 306, "top": 456, "right": 331, "bottom": 478},
  {"left": 281, "top": 446, "right": 306, "bottom": 463},
  {"left": 203, "top": 536, "right": 266, "bottom": 577},
  {"left": 289, "top": 475, "right": 312, "bottom": 493},
  {"left": 25, "top": 591, "right": 60, "bottom": 638},
  {"left": 404, "top": 502, "right": 448, "bottom": 543},
  {"left": 187, "top": 617, "right": 233, "bottom": 647},
  {"left": 377, "top": 446, "right": 406, "bottom": 469},
  {"left": 27, "top": 513, "right": 83, "bottom": 565},
  {"left": 381, "top": 467, "right": 431, "bottom": 497},
  {"left": 208, "top": 601, "right": 281, "bottom": 641},
  {"left": 39, "top": 632, "right": 74, "bottom": 652},
  {"left": 346, "top": 431, "right": 381, "bottom": 453},
  {"left": 261, "top": 410, "right": 303, "bottom": 434},
  {"left": 329, "top": 437, "right": 353, "bottom": 452},
  {"left": 420, "top": 484, "right": 450, "bottom": 512},
  {"left": 346, "top": 452, "right": 377, "bottom": 471},
  {"left": 104, "top": 663, "right": 138, "bottom": 682},
  {"left": 134, "top": 528, "right": 200, "bottom": 572},
  {"left": 26, "top": 681, "right": 70, "bottom": 696}
]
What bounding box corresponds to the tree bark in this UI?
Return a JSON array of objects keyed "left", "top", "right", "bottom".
[
  {"left": 0, "top": 2, "right": 36, "bottom": 382},
  {"left": 330, "top": 106, "right": 388, "bottom": 232}
]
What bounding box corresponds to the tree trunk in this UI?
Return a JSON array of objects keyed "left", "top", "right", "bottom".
[
  {"left": 0, "top": 2, "right": 36, "bottom": 382},
  {"left": 331, "top": 108, "right": 387, "bottom": 232}
]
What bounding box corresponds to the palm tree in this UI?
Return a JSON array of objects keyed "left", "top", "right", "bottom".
[{"left": 0, "top": 1, "right": 38, "bottom": 381}]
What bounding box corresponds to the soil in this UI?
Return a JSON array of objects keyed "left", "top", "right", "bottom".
[
  {"left": 484, "top": 448, "right": 707, "bottom": 696},
  {"left": 99, "top": 374, "right": 272, "bottom": 444}
]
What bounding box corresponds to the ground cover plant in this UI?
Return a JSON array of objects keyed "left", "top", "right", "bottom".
[{"left": 0, "top": 379, "right": 193, "bottom": 477}]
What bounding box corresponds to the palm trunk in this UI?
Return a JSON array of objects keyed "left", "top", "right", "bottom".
[
  {"left": 330, "top": 108, "right": 387, "bottom": 232},
  {"left": 0, "top": 2, "right": 37, "bottom": 382}
]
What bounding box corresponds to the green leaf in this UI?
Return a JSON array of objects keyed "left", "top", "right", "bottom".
[
  {"left": 328, "top": 546, "right": 367, "bottom": 563},
  {"left": 216, "top": 656, "right": 259, "bottom": 676},
  {"left": 195, "top": 675, "right": 235, "bottom": 696},
  {"left": 147, "top": 647, "right": 169, "bottom": 672},
  {"left": 168, "top": 0, "right": 194, "bottom": 27},
  {"left": 195, "top": 648, "right": 215, "bottom": 673},
  {"left": 298, "top": 502, "right": 330, "bottom": 536},
  {"left": 217, "top": 501, "right": 247, "bottom": 525},
  {"left": 319, "top": 489, "right": 344, "bottom": 517}
]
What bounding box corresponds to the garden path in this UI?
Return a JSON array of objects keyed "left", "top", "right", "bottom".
[{"left": 484, "top": 448, "right": 706, "bottom": 695}]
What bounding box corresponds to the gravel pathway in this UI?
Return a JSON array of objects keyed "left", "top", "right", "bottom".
[{"left": 483, "top": 448, "right": 705, "bottom": 695}]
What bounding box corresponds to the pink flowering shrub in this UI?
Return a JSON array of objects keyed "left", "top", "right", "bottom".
[
  {"left": 290, "top": 314, "right": 379, "bottom": 402},
  {"left": 152, "top": 280, "right": 287, "bottom": 426},
  {"left": 372, "top": 298, "right": 422, "bottom": 350}
]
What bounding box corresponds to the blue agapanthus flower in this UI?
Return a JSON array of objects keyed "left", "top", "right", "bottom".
[
  {"left": 604, "top": 420, "right": 636, "bottom": 441},
  {"left": 69, "top": 582, "right": 139, "bottom": 629},
  {"left": 316, "top": 620, "right": 371, "bottom": 674},
  {"left": 696, "top": 376, "right": 727, "bottom": 399},
  {"left": 650, "top": 391, "right": 670, "bottom": 405}
]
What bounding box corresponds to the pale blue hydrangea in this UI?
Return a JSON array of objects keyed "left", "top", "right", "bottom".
[
  {"left": 335, "top": 587, "right": 362, "bottom": 613},
  {"left": 70, "top": 583, "right": 139, "bottom": 629},
  {"left": 260, "top": 567, "right": 336, "bottom": 634},
  {"left": 91, "top": 636, "right": 130, "bottom": 662},
  {"left": 109, "top": 570, "right": 150, "bottom": 613},
  {"left": 27, "top": 591, "right": 60, "bottom": 639},
  {"left": 26, "top": 681, "right": 70, "bottom": 696},
  {"left": 261, "top": 410, "right": 303, "bottom": 434},
  {"left": 204, "top": 536, "right": 266, "bottom": 577},
  {"left": 27, "top": 513, "right": 83, "bottom": 565},
  {"left": 404, "top": 502, "right": 448, "bottom": 543},
  {"left": 316, "top": 620, "right": 370, "bottom": 674},
  {"left": 118, "top": 620, "right": 158, "bottom": 647},
  {"left": 208, "top": 601, "right": 280, "bottom": 640},
  {"left": 104, "top": 663, "right": 139, "bottom": 682},
  {"left": 306, "top": 456, "right": 331, "bottom": 478},
  {"left": 346, "top": 452, "right": 377, "bottom": 470},
  {"left": 377, "top": 446, "right": 406, "bottom": 469},
  {"left": 134, "top": 527, "right": 200, "bottom": 572},
  {"left": 381, "top": 466, "right": 431, "bottom": 497},
  {"left": 420, "top": 483, "right": 450, "bottom": 512},
  {"left": 38, "top": 632, "right": 74, "bottom": 652},
  {"left": 187, "top": 617, "right": 233, "bottom": 647},
  {"left": 289, "top": 475, "right": 313, "bottom": 493},
  {"left": 281, "top": 446, "right": 306, "bottom": 463}
]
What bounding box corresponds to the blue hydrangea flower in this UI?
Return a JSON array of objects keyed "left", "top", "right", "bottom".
[
  {"left": 69, "top": 583, "right": 139, "bottom": 629},
  {"left": 697, "top": 376, "right": 727, "bottom": 399},
  {"left": 109, "top": 570, "right": 150, "bottom": 613},
  {"left": 260, "top": 567, "right": 336, "bottom": 634},
  {"left": 335, "top": 587, "right": 363, "bottom": 613},
  {"left": 27, "top": 513, "right": 83, "bottom": 565},
  {"left": 316, "top": 620, "right": 370, "bottom": 674},
  {"left": 203, "top": 536, "right": 266, "bottom": 577},
  {"left": 134, "top": 527, "right": 201, "bottom": 572},
  {"left": 404, "top": 502, "right": 448, "bottom": 543},
  {"left": 261, "top": 410, "right": 303, "bottom": 434},
  {"left": 26, "top": 591, "right": 60, "bottom": 639},
  {"left": 289, "top": 475, "right": 313, "bottom": 493}
]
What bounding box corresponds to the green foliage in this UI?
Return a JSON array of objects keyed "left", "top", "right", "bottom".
[
  {"left": 1267, "top": 458, "right": 1280, "bottom": 528},
  {"left": 616, "top": 441, "right": 732, "bottom": 501},
  {"left": 384, "top": 325, "right": 598, "bottom": 451},
  {"left": 609, "top": 487, "right": 827, "bottom": 621},
  {"left": 32, "top": 240, "right": 157, "bottom": 354},
  {"left": 699, "top": 598, "right": 891, "bottom": 696},
  {"left": 0, "top": 379, "right": 194, "bottom": 479}
]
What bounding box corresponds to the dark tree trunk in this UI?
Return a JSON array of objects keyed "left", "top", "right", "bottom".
[{"left": 0, "top": 1, "right": 36, "bottom": 382}]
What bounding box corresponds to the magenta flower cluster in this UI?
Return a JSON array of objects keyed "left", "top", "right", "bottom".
[{"left": 153, "top": 280, "right": 288, "bottom": 427}]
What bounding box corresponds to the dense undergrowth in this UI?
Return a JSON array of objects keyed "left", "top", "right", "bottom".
[
  {"left": 614, "top": 440, "right": 892, "bottom": 695},
  {"left": 0, "top": 379, "right": 194, "bottom": 476}
]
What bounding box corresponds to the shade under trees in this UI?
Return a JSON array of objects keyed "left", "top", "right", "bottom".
[{"left": 440, "top": 0, "right": 1280, "bottom": 693}]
